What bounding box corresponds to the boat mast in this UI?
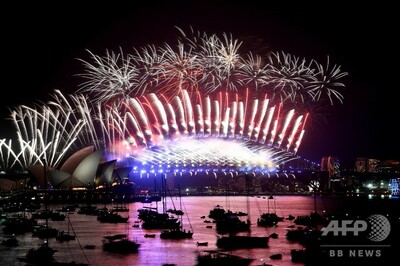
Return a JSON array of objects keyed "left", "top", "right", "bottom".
[
  {"left": 161, "top": 173, "right": 167, "bottom": 214},
  {"left": 153, "top": 177, "right": 158, "bottom": 211},
  {"left": 245, "top": 173, "right": 251, "bottom": 234},
  {"left": 43, "top": 157, "right": 49, "bottom": 246}
]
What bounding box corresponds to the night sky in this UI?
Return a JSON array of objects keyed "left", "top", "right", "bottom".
[{"left": 1, "top": 1, "right": 398, "bottom": 169}]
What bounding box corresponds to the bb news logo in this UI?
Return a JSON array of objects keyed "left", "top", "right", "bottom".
[{"left": 321, "top": 214, "right": 391, "bottom": 259}]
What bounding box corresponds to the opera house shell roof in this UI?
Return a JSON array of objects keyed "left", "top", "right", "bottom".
[{"left": 27, "top": 146, "right": 125, "bottom": 190}]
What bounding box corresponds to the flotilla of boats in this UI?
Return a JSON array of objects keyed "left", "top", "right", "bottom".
[{"left": 0, "top": 194, "right": 344, "bottom": 265}]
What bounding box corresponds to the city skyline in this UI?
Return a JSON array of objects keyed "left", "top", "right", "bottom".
[{"left": 1, "top": 1, "right": 398, "bottom": 169}]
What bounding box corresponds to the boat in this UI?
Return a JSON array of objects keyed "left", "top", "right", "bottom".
[
  {"left": 164, "top": 184, "right": 185, "bottom": 217},
  {"left": 286, "top": 226, "right": 322, "bottom": 244},
  {"left": 270, "top": 253, "right": 282, "bottom": 260},
  {"left": 160, "top": 227, "right": 193, "bottom": 240},
  {"left": 216, "top": 235, "right": 269, "bottom": 250},
  {"left": 208, "top": 205, "right": 227, "bottom": 220},
  {"left": 286, "top": 214, "right": 295, "bottom": 220},
  {"left": 216, "top": 175, "right": 269, "bottom": 250},
  {"left": 215, "top": 213, "right": 250, "bottom": 234},
  {"left": 293, "top": 211, "right": 328, "bottom": 227},
  {"left": 257, "top": 212, "right": 284, "bottom": 227},
  {"left": 269, "top": 232, "right": 279, "bottom": 239},
  {"left": 166, "top": 208, "right": 184, "bottom": 216},
  {"left": 111, "top": 198, "right": 130, "bottom": 213},
  {"left": 56, "top": 204, "right": 77, "bottom": 213},
  {"left": 56, "top": 229, "right": 76, "bottom": 242},
  {"left": 137, "top": 176, "right": 181, "bottom": 230},
  {"left": 138, "top": 208, "right": 180, "bottom": 229},
  {"left": 21, "top": 159, "right": 58, "bottom": 264},
  {"left": 77, "top": 204, "right": 99, "bottom": 215},
  {"left": 19, "top": 241, "right": 57, "bottom": 264},
  {"left": 112, "top": 206, "right": 129, "bottom": 212},
  {"left": 159, "top": 184, "right": 194, "bottom": 240},
  {"left": 256, "top": 195, "right": 284, "bottom": 227},
  {"left": 32, "top": 224, "right": 59, "bottom": 239},
  {"left": 196, "top": 250, "right": 254, "bottom": 266},
  {"left": 31, "top": 209, "right": 66, "bottom": 221},
  {"left": 102, "top": 234, "right": 140, "bottom": 254},
  {"left": 103, "top": 238, "right": 140, "bottom": 254},
  {"left": 291, "top": 248, "right": 307, "bottom": 262},
  {"left": 211, "top": 185, "right": 251, "bottom": 235},
  {"left": 31, "top": 173, "right": 60, "bottom": 239},
  {"left": 2, "top": 213, "right": 38, "bottom": 234},
  {"left": 56, "top": 212, "right": 76, "bottom": 242},
  {"left": 97, "top": 211, "right": 129, "bottom": 223},
  {"left": 1, "top": 234, "right": 19, "bottom": 246}
]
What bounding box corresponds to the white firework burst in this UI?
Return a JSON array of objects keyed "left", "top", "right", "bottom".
[
  {"left": 306, "top": 56, "right": 347, "bottom": 105},
  {"left": 76, "top": 48, "right": 140, "bottom": 105},
  {"left": 75, "top": 28, "right": 347, "bottom": 107}
]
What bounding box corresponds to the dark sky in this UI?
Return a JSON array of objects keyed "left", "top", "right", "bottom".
[{"left": 1, "top": 1, "right": 398, "bottom": 169}]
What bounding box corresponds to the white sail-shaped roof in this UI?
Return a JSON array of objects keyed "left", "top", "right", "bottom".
[
  {"left": 95, "top": 159, "right": 117, "bottom": 186},
  {"left": 70, "top": 149, "right": 103, "bottom": 188},
  {"left": 59, "top": 146, "right": 95, "bottom": 175}
]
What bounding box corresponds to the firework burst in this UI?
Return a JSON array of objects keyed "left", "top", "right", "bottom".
[
  {"left": 2, "top": 28, "right": 347, "bottom": 173},
  {"left": 76, "top": 27, "right": 348, "bottom": 107}
]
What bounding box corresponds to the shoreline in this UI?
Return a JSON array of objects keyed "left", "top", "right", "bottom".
[{"left": 1, "top": 188, "right": 397, "bottom": 207}]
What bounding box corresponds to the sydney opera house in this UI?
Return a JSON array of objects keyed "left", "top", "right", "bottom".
[{"left": 0, "top": 29, "right": 346, "bottom": 193}]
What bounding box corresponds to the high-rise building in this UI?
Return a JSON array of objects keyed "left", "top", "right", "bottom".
[
  {"left": 321, "top": 156, "right": 340, "bottom": 178},
  {"left": 355, "top": 157, "right": 379, "bottom": 173}
]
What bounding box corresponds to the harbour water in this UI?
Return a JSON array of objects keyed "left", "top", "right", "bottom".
[{"left": 1, "top": 195, "right": 399, "bottom": 265}]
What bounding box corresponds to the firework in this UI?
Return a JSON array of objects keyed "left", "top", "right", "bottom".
[
  {"left": 2, "top": 28, "right": 347, "bottom": 174},
  {"left": 76, "top": 27, "right": 348, "bottom": 106}
]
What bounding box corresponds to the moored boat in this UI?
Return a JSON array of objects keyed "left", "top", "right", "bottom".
[
  {"left": 1, "top": 234, "right": 19, "bottom": 246},
  {"left": 196, "top": 250, "right": 254, "bottom": 266},
  {"left": 56, "top": 212, "right": 76, "bottom": 242},
  {"left": 256, "top": 194, "right": 284, "bottom": 227},
  {"left": 270, "top": 253, "right": 282, "bottom": 260},
  {"left": 102, "top": 234, "right": 140, "bottom": 254},
  {"left": 32, "top": 224, "right": 59, "bottom": 239},
  {"left": 56, "top": 230, "right": 76, "bottom": 242},
  {"left": 19, "top": 241, "right": 57, "bottom": 264},
  {"left": 97, "top": 211, "right": 129, "bottom": 223},
  {"left": 291, "top": 248, "right": 307, "bottom": 262},
  {"left": 216, "top": 235, "right": 269, "bottom": 250},
  {"left": 257, "top": 212, "right": 284, "bottom": 227},
  {"left": 138, "top": 208, "right": 180, "bottom": 229},
  {"left": 160, "top": 227, "right": 193, "bottom": 239},
  {"left": 2, "top": 215, "right": 38, "bottom": 234}
]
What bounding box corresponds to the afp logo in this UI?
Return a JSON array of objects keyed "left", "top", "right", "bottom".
[{"left": 321, "top": 214, "right": 391, "bottom": 242}]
